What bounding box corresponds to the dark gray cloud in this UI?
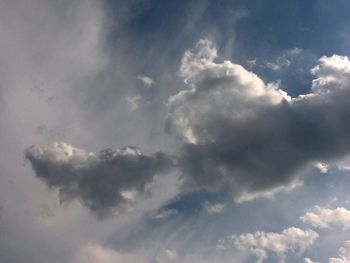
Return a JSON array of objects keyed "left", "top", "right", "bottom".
[
  {"left": 6, "top": 0, "right": 350, "bottom": 262},
  {"left": 25, "top": 143, "right": 173, "bottom": 218},
  {"left": 167, "top": 40, "right": 350, "bottom": 202},
  {"left": 26, "top": 41, "right": 350, "bottom": 214}
]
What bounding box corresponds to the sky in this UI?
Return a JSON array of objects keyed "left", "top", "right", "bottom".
[{"left": 1, "top": 0, "right": 350, "bottom": 262}]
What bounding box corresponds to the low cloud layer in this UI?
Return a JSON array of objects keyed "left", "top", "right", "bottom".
[
  {"left": 218, "top": 227, "right": 318, "bottom": 263},
  {"left": 25, "top": 142, "right": 173, "bottom": 217},
  {"left": 167, "top": 40, "right": 350, "bottom": 202}
]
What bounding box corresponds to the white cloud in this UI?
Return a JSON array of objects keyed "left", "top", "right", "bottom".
[
  {"left": 126, "top": 95, "right": 142, "bottom": 111},
  {"left": 179, "top": 39, "right": 218, "bottom": 83},
  {"left": 335, "top": 157, "right": 350, "bottom": 171},
  {"left": 219, "top": 227, "right": 319, "bottom": 263},
  {"left": 75, "top": 244, "right": 179, "bottom": 263},
  {"left": 255, "top": 48, "right": 301, "bottom": 71},
  {"left": 151, "top": 209, "right": 178, "bottom": 220},
  {"left": 329, "top": 241, "right": 350, "bottom": 263},
  {"left": 74, "top": 243, "right": 125, "bottom": 263},
  {"left": 235, "top": 179, "right": 303, "bottom": 203},
  {"left": 300, "top": 206, "right": 350, "bottom": 229},
  {"left": 168, "top": 38, "right": 284, "bottom": 145},
  {"left": 304, "top": 257, "right": 319, "bottom": 263},
  {"left": 314, "top": 162, "right": 329, "bottom": 173},
  {"left": 137, "top": 74, "right": 155, "bottom": 88},
  {"left": 287, "top": 47, "right": 302, "bottom": 56},
  {"left": 310, "top": 55, "right": 350, "bottom": 93},
  {"left": 313, "top": 157, "right": 350, "bottom": 174},
  {"left": 74, "top": 243, "right": 156, "bottom": 263},
  {"left": 156, "top": 249, "right": 179, "bottom": 263},
  {"left": 266, "top": 61, "right": 282, "bottom": 71},
  {"left": 203, "top": 202, "right": 225, "bottom": 215}
]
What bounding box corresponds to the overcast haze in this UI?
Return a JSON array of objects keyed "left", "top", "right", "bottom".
[{"left": 1, "top": 1, "right": 350, "bottom": 262}]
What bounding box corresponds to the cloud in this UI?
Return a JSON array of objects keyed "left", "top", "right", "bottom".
[
  {"left": 203, "top": 202, "right": 225, "bottom": 215},
  {"left": 336, "top": 158, "right": 350, "bottom": 171},
  {"left": 137, "top": 74, "right": 155, "bottom": 88},
  {"left": 300, "top": 206, "right": 350, "bottom": 229},
  {"left": 304, "top": 258, "right": 319, "bottom": 263},
  {"left": 310, "top": 55, "right": 350, "bottom": 93},
  {"left": 314, "top": 162, "right": 329, "bottom": 173},
  {"left": 74, "top": 243, "right": 140, "bottom": 263},
  {"left": 151, "top": 209, "right": 178, "bottom": 220},
  {"left": 166, "top": 39, "right": 350, "bottom": 202},
  {"left": 74, "top": 243, "right": 179, "bottom": 263},
  {"left": 156, "top": 249, "right": 178, "bottom": 263},
  {"left": 219, "top": 227, "right": 319, "bottom": 263},
  {"left": 314, "top": 156, "right": 350, "bottom": 174},
  {"left": 25, "top": 142, "right": 174, "bottom": 218},
  {"left": 329, "top": 241, "right": 350, "bottom": 263},
  {"left": 126, "top": 95, "right": 142, "bottom": 111},
  {"left": 75, "top": 243, "right": 121, "bottom": 263},
  {"left": 264, "top": 48, "right": 302, "bottom": 71}
]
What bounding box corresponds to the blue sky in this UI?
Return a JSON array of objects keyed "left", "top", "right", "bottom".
[{"left": 1, "top": 1, "right": 350, "bottom": 262}]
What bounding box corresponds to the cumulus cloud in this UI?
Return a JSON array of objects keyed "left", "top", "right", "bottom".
[
  {"left": 25, "top": 39, "right": 350, "bottom": 218},
  {"left": 310, "top": 55, "right": 350, "bottom": 94},
  {"left": 329, "top": 241, "right": 350, "bottom": 263},
  {"left": 300, "top": 206, "right": 350, "bottom": 229},
  {"left": 25, "top": 142, "right": 173, "bottom": 218},
  {"left": 166, "top": 39, "right": 350, "bottom": 202},
  {"left": 218, "top": 227, "right": 319, "bottom": 263}
]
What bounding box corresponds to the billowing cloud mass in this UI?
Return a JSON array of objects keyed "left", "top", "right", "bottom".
[
  {"left": 300, "top": 206, "right": 350, "bottom": 229},
  {"left": 167, "top": 39, "right": 350, "bottom": 202},
  {"left": 26, "top": 39, "right": 350, "bottom": 216},
  {"left": 218, "top": 227, "right": 319, "bottom": 263},
  {"left": 25, "top": 142, "right": 173, "bottom": 217},
  {"left": 4, "top": 1, "right": 350, "bottom": 263},
  {"left": 329, "top": 241, "right": 350, "bottom": 263}
]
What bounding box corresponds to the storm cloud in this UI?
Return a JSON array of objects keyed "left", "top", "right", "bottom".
[
  {"left": 167, "top": 40, "right": 350, "bottom": 202},
  {"left": 26, "top": 39, "right": 350, "bottom": 214},
  {"left": 4, "top": 1, "right": 350, "bottom": 262},
  {"left": 25, "top": 142, "right": 173, "bottom": 217}
]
